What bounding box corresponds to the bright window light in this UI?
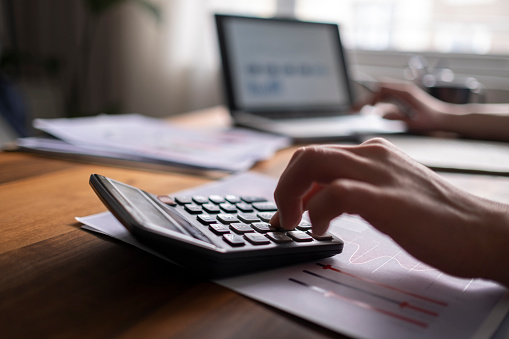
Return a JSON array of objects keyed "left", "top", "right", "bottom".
[{"left": 295, "top": 0, "right": 509, "bottom": 55}]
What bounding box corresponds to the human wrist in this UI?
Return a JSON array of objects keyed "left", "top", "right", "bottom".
[{"left": 479, "top": 204, "right": 509, "bottom": 287}]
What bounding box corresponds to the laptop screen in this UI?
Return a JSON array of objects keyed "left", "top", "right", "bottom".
[{"left": 216, "top": 15, "right": 353, "bottom": 115}]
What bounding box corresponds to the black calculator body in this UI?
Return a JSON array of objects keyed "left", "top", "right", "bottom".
[{"left": 90, "top": 174, "right": 344, "bottom": 278}]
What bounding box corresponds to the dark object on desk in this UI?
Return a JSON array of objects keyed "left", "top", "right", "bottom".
[
  {"left": 0, "top": 75, "right": 28, "bottom": 137},
  {"left": 215, "top": 14, "right": 404, "bottom": 141},
  {"left": 90, "top": 174, "right": 344, "bottom": 278},
  {"left": 405, "top": 55, "right": 485, "bottom": 104},
  {"left": 422, "top": 74, "right": 485, "bottom": 104}
]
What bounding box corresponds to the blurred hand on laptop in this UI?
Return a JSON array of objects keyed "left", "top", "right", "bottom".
[{"left": 363, "top": 80, "right": 509, "bottom": 142}]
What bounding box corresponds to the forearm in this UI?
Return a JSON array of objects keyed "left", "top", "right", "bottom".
[
  {"left": 438, "top": 105, "right": 509, "bottom": 141},
  {"left": 479, "top": 203, "right": 509, "bottom": 287}
]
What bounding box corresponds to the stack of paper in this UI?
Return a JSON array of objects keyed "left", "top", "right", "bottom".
[{"left": 12, "top": 114, "right": 290, "bottom": 173}]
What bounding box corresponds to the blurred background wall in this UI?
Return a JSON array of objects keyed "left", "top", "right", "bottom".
[{"left": 1, "top": 0, "right": 508, "bottom": 139}]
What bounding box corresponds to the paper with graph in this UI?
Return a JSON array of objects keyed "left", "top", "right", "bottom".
[{"left": 78, "top": 172, "right": 508, "bottom": 339}]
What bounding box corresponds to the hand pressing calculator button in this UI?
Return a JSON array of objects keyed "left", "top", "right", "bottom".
[{"left": 90, "top": 174, "right": 344, "bottom": 278}]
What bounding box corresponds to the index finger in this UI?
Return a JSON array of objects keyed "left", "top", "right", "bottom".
[{"left": 272, "top": 144, "right": 379, "bottom": 229}]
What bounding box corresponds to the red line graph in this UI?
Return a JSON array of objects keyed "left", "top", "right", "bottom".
[
  {"left": 317, "top": 263, "right": 448, "bottom": 307},
  {"left": 289, "top": 278, "right": 429, "bottom": 328}
]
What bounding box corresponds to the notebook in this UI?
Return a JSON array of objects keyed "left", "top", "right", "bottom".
[{"left": 215, "top": 14, "right": 405, "bottom": 142}]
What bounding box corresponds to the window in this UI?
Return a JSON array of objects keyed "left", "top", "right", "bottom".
[{"left": 295, "top": 0, "right": 509, "bottom": 55}]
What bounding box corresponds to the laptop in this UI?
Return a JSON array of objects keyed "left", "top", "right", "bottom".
[{"left": 215, "top": 14, "right": 405, "bottom": 142}]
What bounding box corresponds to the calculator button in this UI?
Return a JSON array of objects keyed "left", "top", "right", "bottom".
[
  {"left": 217, "top": 214, "right": 239, "bottom": 224},
  {"left": 157, "top": 195, "right": 177, "bottom": 206},
  {"left": 244, "top": 233, "right": 271, "bottom": 245},
  {"left": 308, "top": 231, "right": 333, "bottom": 241},
  {"left": 192, "top": 196, "right": 209, "bottom": 205},
  {"left": 287, "top": 231, "right": 313, "bottom": 242},
  {"left": 252, "top": 202, "right": 278, "bottom": 212},
  {"left": 197, "top": 215, "right": 216, "bottom": 225},
  {"left": 241, "top": 196, "right": 267, "bottom": 203},
  {"left": 258, "top": 212, "right": 276, "bottom": 222},
  {"left": 225, "top": 195, "right": 241, "bottom": 204},
  {"left": 209, "top": 223, "right": 230, "bottom": 235},
  {"left": 229, "top": 223, "right": 255, "bottom": 234},
  {"left": 236, "top": 203, "right": 254, "bottom": 212},
  {"left": 296, "top": 220, "right": 312, "bottom": 231},
  {"left": 202, "top": 203, "right": 221, "bottom": 214},
  {"left": 238, "top": 213, "right": 260, "bottom": 223},
  {"left": 184, "top": 204, "right": 202, "bottom": 214},
  {"left": 208, "top": 195, "right": 225, "bottom": 204},
  {"left": 266, "top": 232, "right": 293, "bottom": 244},
  {"left": 219, "top": 203, "right": 237, "bottom": 213},
  {"left": 251, "top": 222, "right": 277, "bottom": 233},
  {"left": 175, "top": 196, "right": 193, "bottom": 205},
  {"left": 223, "top": 234, "right": 245, "bottom": 247}
]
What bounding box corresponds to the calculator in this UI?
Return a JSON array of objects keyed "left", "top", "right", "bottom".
[{"left": 90, "top": 174, "right": 343, "bottom": 278}]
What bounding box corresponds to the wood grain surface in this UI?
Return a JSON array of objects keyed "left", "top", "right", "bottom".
[{"left": 0, "top": 108, "right": 343, "bottom": 338}]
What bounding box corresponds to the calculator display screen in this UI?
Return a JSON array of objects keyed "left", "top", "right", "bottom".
[{"left": 113, "top": 181, "right": 184, "bottom": 234}]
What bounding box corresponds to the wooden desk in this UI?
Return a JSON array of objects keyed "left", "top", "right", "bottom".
[
  {"left": 0, "top": 108, "right": 342, "bottom": 338},
  {"left": 4, "top": 107, "right": 509, "bottom": 338}
]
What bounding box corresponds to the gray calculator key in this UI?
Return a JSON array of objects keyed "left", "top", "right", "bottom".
[
  {"left": 238, "top": 213, "right": 260, "bottom": 223},
  {"left": 197, "top": 214, "right": 216, "bottom": 225},
  {"left": 236, "top": 202, "right": 254, "bottom": 212},
  {"left": 252, "top": 202, "right": 277, "bottom": 211},
  {"left": 184, "top": 204, "right": 202, "bottom": 214},
  {"left": 251, "top": 222, "right": 277, "bottom": 233},
  {"left": 244, "top": 233, "right": 271, "bottom": 245},
  {"left": 208, "top": 195, "right": 225, "bottom": 204},
  {"left": 192, "top": 196, "right": 209, "bottom": 204},
  {"left": 258, "top": 212, "right": 276, "bottom": 222},
  {"left": 202, "top": 203, "right": 221, "bottom": 214},
  {"left": 223, "top": 234, "right": 245, "bottom": 247},
  {"left": 217, "top": 214, "right": 239, "bottom": 224},
  {"left": 308, "top": 231, "right": 333, "bottom": 241},
  {"left": 241, "top": 196, "right": 267, "bottom": 203},
  {"left": 266, "top": 232, "right": 293, "bottom": 244},
  {"left": 229, "top": 222, "right": 255, "bottom": 234},
  {"left": 175, "top": 196, "right": 193, "bottom": 205},
  {"left": 219, "top": 203, "right": 237, "bottom": 213},
  {"left": 225, "top": 195, "right": 241, "bottom": 204},
  {"left": 209, "top": 223, "right": 230, "bottom": 235},
  {"left": 287, "top": 231, "right": 313, "bottom": 242}
]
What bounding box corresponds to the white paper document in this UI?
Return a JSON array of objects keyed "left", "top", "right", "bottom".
[
  {"left": 372, "top": 135, "right": 509, "bottom": 175},
  {"left": 78, "top": 172, "right": 509, "bottom": 339},
  {"left": 23, "top": 114, "right": 290, "bottom": 172}
]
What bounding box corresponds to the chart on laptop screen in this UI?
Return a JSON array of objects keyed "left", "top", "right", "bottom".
[{"left": 220, "top": 16, "right": 351, "bottom": 110}]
